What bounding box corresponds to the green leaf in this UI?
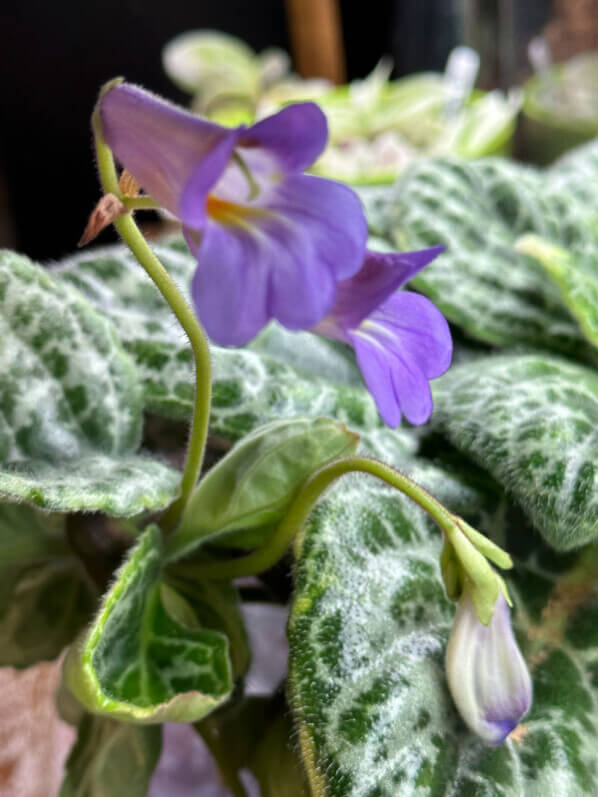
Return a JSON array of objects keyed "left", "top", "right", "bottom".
[
  {"left": 517, "top": 234, "right": 598, "bottom": 349},
  {"left": 0, "top": 501, "right": 66, "bottom": 565},
  {"left": 55, "top": 240, "right": 383, "bottom": 437},
  {"left": 0, "top": 250, "right": 179, "bottom": 515},
  {"left": 368, "top": 158, "right": 591, "bottom": 357},
  {"left": 0, "top": 560, "right": 96, "bottom": 668},
  {"left": 55, "top": 240, "right": 197, "bottom": 420},
  {"left": 249, "top": 325, "right": 365, "bottom": 389},
  {"left": 432, "top": 352, "right": 598, "bottom": 550},
  {"left": 210, "top": 346, "right": 381, "bottom": 442},
  {"left": 167, "top": 417, "right": 359, "bottom": 560},
  {"left": 64, "top": 526, "right": 233, "bottom": 723},
  {"left": 196, "top": 695, "right": 272, "bottom": 793},
  {"left": 165, "top": 576, "right": 250, "bottom": 679},
  {"left": 197, "top": 695, "right": 309, "bottom": 797},
  {"left": 0, "top": 502, "right": 96, "bottom": 668},
  {"left": 1, "top": 454, "right": 180, "bottom": 516},
  {"left": 251, "top": 711, "right": 310, "bottom": 797},
  {"left": 60, "top": 714, "right": 161, "bottom": 797},
  {"left": 163, "top": 30, "right": 261, "bottom": 106},
  {"left": 288, "top": 430, "right": 598, "bottom": 796}
]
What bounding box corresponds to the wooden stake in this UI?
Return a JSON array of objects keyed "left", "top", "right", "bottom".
[{"left": 285, "top": 0, "right": 346, "bottom": 84}]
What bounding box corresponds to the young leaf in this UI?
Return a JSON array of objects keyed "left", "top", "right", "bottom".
[
  {"left": 432, "top": 353, "right": 598, "bottom": 550},
  {"left": 60, "top": 715, "right": 161, "bottom": 797},
  {"left": 288, "top": 430, "right": 598, "bottom": 796},
  {"left": 250, "top": 712, "right": 310, "bottom": 797},
  {"left": 64, "top": 526, "right": 233, "bottom": 723},
  {"left": 197, "top": 695, "right": 309, "bottom": 797},
  {"left": 196, "top": 696, "right": 272, "bottom": 794},
  {"left": 165, "top": 576, "right": 250, "bottom": 678},
  {"left": 166, "top": 417, "right": 359, "bottom": 560},
  {"left": 0, "top": 251, "right": 179, "bottom": 515}
]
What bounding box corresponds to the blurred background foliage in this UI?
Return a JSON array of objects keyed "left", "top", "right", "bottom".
[{"left": 4, "top": 0, "right": 591, "bottom": 260}]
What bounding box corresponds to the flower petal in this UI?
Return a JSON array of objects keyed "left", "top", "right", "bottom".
[
  {"left": 240, "top": 102, "right": 328, "bottom": 173},
  {"left": 446, "top": 593, "right": 532, "bottom": 745},
  {"left": 324, "top": 246, "right": 445, "bottom": 331},
  {"left": 187, "top": 198, "right": 339, "bottom": 346},
  {"left": 373, "top": 291, "right": 453, "bottom": 379},
  {"left": 187, "top": 172, "right": 367, "bottom": 344},
  {"left": 252, "top": 173, "right": 368, "bottom": 283},
  {"left": 99, "top": 83, "right": 238, "bottom": 218},
  {"left": 187, "top": 223, "right": 270, "bottom": 347},
  {"left": 209, "top": 171, "right": 367, "bottom": 284},
  {"left": 179, "top": 135, "right": 240, "bottom": 229},
  {"left": 347, "top": 291, "right": 452, "bottom": 426},
  {"left": 349, "top": 329, "right": 402, "bottom": 427}
]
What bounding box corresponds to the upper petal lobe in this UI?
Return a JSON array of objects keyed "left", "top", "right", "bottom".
[
  {"left": 99, "top": 83, "right": 238, "bottom": 218},
  {"left": 240, "top": 102, "right": 328, "bottom": 173}
]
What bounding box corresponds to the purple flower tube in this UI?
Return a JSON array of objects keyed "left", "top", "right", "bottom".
[
  {"left": 445, "top": 593, "right": 532, "bottom": 745},
  {"left": 314, "top": 246, "right": 452, "bottom": 426}
]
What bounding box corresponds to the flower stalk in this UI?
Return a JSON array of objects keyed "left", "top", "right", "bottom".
[
  {"left": 92, "top": 107, "right": 212, "bottom": 530},
  {"left": 170, "top": 455, "right": 508, "bottom": 591}
]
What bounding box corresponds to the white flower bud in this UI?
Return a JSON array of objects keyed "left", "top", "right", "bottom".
[{"left": 446, "top": 592, "right": 532, "bottom": 745}]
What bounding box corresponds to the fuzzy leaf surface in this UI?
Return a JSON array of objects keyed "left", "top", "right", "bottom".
[
  {"left": 288, "top": 429, "right": 598, "bottom": 796},
  {"left": 368, "top": 156, "right": 598, "bottom": 358},
  {"left": 164, "top": 576, "right": 250, "bottom": 679},
  {"left": 0, "top": 251, "right": 179, "bottom": 514},
  {"left": 55, "top": 241, "right": 382, "bottom": 437},
  {"left": 517, "top": 235, "right": 598, "bottom": 349},
  {"left": 65, "top": 526, "right": 233, "bottom": 723},
  {"left": 432, "top": 353, "right": 598, "bottom": 550}
]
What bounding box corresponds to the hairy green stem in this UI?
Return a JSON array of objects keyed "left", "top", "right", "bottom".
[
  {"left": 92, "top": 109, "right": 211, "bottom": 529},
  {"left": 174, "top": 455, "right": 457, "bottom": 580},
  {"left": 121, "top": 195, "right": 161, "bottom": 211}
]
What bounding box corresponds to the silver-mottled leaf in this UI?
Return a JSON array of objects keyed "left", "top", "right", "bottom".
[
  {"left": 55, "top": 241, "right": 382, "bottom": 439},
  {"left": 65, "top": 526, "right": 233, "bottom": 724},
  {"left": 431, "top": 353, "right": 598, "bottom": 550},
  {"left": 289, "top": 430, "right": 598, "bottom": 796},
  {"left": 375, "top": 158, "right": 587, "bottom": 355},
  {"left": 0, "top": 251, "right": 179, "bottom": 514}
]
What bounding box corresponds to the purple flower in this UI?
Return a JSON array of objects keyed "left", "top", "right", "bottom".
[
  {"left": 98, "top": 82, "right": 368, "bottom": 345},
  {"left": 314, "top": 247, "right": 452, "bottom": 426},
  {"left": 445, "top": 592, "right": 532, "bottom": 745}
]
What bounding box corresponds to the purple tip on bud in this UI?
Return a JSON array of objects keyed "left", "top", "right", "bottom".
[{"left": 445, "top": 593, "right": 532, "bottom": 745}]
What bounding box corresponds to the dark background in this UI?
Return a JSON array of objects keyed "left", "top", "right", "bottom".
[{"left": 0, "top": 0, "right": 464, "bottom": 261}]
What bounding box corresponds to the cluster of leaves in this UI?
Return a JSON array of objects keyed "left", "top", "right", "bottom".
[
  {"left": 162, "top": 32, "right": 517, "bottom": 184},
  {"left": 3, "top": 138, "right": 598, "bottom": 796}
]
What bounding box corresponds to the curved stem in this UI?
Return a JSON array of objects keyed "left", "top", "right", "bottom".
[
  {"left": 92, "top": 118, "right": 211, "bottom": 530},
  {"left": 173, "top": 455, "right": 456, "bottom": 581},
  {"left": 121, "top": 195, "right": 160, "bottom": 211},
  {"left": 115, "top": 214, "right": 212, "bottom": 529}
]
